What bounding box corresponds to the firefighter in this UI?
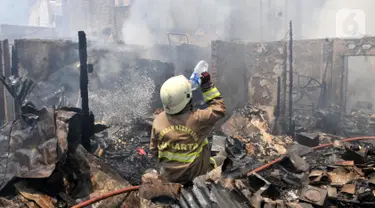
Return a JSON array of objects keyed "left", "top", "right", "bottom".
[{"left": 149, "top": 71, "right": 227, "bottom": 184}]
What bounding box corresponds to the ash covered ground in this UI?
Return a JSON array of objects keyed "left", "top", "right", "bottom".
[
  {"left": 88, "top": 66, "right": 159, "bottom": 185},
  {"left": 97, "top": 122, "right": 157, "bottom": 185}
]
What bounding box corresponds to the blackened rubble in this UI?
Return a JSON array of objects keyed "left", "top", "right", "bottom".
[
  {"left": 4, "top": 39, "right": 375, "bottom": 207},
  {"left": 221, "top": 104, "right": 294, "bottom": 160},
  {"left": 167, "top": 103, "right": 375, "bottom": 208},
  {"left": 95, "top": 119, "right": 157, "bottom": 185},
  {"left": 294, "top": 103, "right": 375, "bottom": 138},
  {"left": 0, "top": 105, "right": 140, "bottom": 208},
  {"left": 2, "top": 87, "right": 375, "bottom": 208}
]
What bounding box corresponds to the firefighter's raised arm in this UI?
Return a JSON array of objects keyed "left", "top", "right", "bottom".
[{"left": 197, "top": 72, "right": 226, "bottom": 124}]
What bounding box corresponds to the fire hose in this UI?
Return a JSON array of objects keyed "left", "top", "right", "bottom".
[
  {"left": 71, "top": 186, "right": 140, "bottom": 208},
  {"left": 247, "top": 136, "right": 375, "bottom": 176},
  {"left": 72, "top": 136, "right": 375, "bottom": 208}
]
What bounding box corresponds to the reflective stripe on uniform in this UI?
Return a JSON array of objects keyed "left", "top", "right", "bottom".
[
  {"left": 210, "top": 157, "right": 217, "bottom": 168},
  {"left": 158, "top": 138, "right": 209, "bottom": 163},
  {"left": 202, "top": 87, "right": 221, "bottom": 102}
]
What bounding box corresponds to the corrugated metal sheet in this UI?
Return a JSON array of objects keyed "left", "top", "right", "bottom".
[{"left": 175, "top": 180, "right": 251, "bottom": 208}]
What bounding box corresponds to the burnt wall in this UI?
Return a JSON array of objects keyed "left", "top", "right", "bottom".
[
  {"left": 176, "top": 44, "right": 210, "bottom": 77},
  {"left": 211, "top": 40, "right": 247, "bottom": 120},
  {"left": 174, "top": 45, "right": 210, "bottom": 107},
  {"left": 245, "top": 41, "right": 284, "bottom": 107},
  {"left": 146, "top": 44, "right": 210, "bottom": 106},
  {"left": 14, "top": 39, "right": 176, "bottom": 112},
  {"left": 244, "top": 39, "right": 329, "bottom": 110},
  {"left": 15, "top": 39, "right": 78, "bottom": 82},
  {"left": 146, "top": 44, "right": 210, "bottom": 76},
  {"left": 134, "top": 59, "right": 175, "bottom": 109},
  {"left": 292, "top": 39, "right": 332, "bottom": 109},
  {"left": 332, "top": 37, "right": 375, "bottom": 111},
  {"left": 213, "top": 37, "right": 375, "bottom": 114},
  {"left": 294, "top": 39, "right": 327, "bottom": 79}
]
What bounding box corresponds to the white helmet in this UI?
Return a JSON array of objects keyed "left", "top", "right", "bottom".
[{"left": 160, "top": 75, "right": 192, "bottom": 114}]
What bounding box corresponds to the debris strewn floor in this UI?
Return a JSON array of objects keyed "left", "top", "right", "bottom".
[
  {"left": 170, "top": 105, "right": 375, "bottom": 208},
  {"left": 98, "top": 121, "right": 157, "bottom": 185},
  {"left": 2, "top": 76, "right": 375, "bottom": 208},
  {"left": 90, "top": 104, "right": 375, "bottom": 207}
]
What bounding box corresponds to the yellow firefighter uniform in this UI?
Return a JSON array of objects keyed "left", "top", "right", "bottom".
[{"left": 150, "top": 74, "right": 226, "bottom": 184}]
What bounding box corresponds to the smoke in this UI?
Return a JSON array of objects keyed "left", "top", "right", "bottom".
[
  {"left": 89, "top": 68, "right": 155, "bottom": 126},
  {"left": 305, "top": 0, "right": 375, "bottom": 112},
  {"left": 88, "top": 0, "right": 375, "bottom": 121},
  {"left": 307, "top": 0, "right": 375, "bottom": 39},
  {"left": 84, "top": 0, "right": 235, "bottom": 125},
  {"left": 346, "top": 56, "right": 375, "bottom": 112},
  {"left": 122, "top": 0, "right": 233, "bottom": 45},
  {"left": 85, "top": 42, "right": 156, "bottom": 126},
  {"left": 6, "top": 0, "right": 375, "bottom": 122},
  {"left": 123, "top": 0, "right": 371, "bottom": 44},
  {"left": 3, "top": 1, "right": 375, "bottom": 42}
]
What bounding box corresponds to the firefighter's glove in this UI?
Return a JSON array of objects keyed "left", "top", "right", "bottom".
[{"left": 200, "top": 72, "right": 213, "bottom": 91}]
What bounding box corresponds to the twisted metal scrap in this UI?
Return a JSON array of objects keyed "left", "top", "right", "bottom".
[{"left": 0, "top": 75, "right": 35, "bottom": 116}]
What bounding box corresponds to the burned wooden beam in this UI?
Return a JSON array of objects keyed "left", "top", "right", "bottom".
[
  {"left": 11, "top": 44, "right": 19, "bottom": 118},
  {"left": 281, "top": 42, "right": 287, "bottom": 116},
  {"left": 78, "top": 31, "right": 94, "bottom": 152},
  {"left": 276, "top": 76, "right": 281, "bottom": 117},
  {"left": 288, "top": 20, "right": 293, "bottom": 134},
  {"left": 0, "top": 41, "right": 5, "bottom": 124},
  {"left": 2, "top": 39, "right": 15, "bottom": 122}
]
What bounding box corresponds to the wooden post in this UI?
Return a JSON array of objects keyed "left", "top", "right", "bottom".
[
  {"left": 11, "top": 42, "right": 19, "bottom": 118},
  {"left": 2, "top": 39, "right": 15, "bottom": 122},
  {"left": 288, "top": 21, "right": 293, "bottom": 133},
  {"left": 0, "top": 41, "right": 5, "bottom": 125}
]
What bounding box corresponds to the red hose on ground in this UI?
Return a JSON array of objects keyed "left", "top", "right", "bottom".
[
  {"left": 71, "top": 186, "right": 140, "bottom": 208},
  {"left": 72, "top": 136, "right": 375, "bottom": 207},
  {"left": 247, "top": 136, "right": 375, "bottom": 176}
]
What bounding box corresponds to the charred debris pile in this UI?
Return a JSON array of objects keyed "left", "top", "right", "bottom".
[
  {"left": 1, "top": 34, "right": 375, "bottom": 207},
  {"left": 96, "top": 103, "right": 375, "bottom": 208},
  {"left": 1, "top": 92, "right": 375, "bottom": 208},
  {"left": 181, "top": 103, "right": 375, "bottom": 208},
  {"left": 0, "top": 76, "right": 138, "bottom": 207},
  {"left": 82, "top": 101, "right": 375, "bottom": 208},
  {"left": 0, "top": 31, "right": 159, "bottom": 207}
]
